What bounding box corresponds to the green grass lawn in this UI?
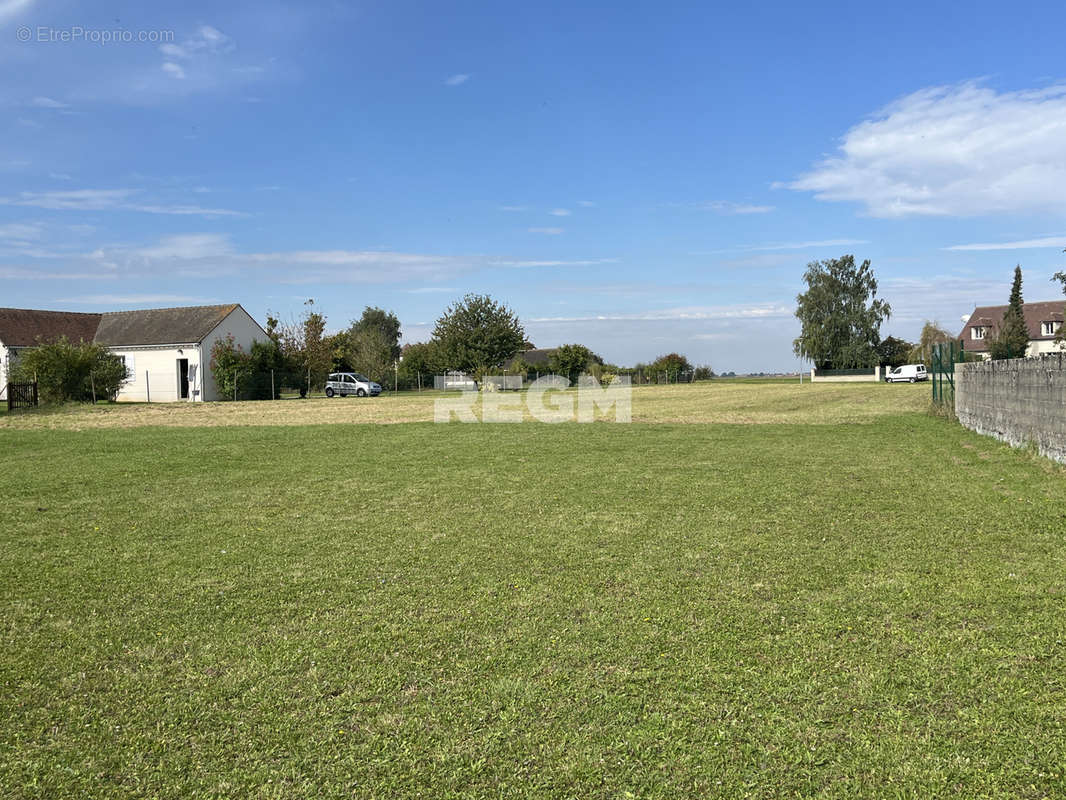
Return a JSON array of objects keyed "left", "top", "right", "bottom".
[{"left": 2, "top": 391, "right": 1065, "bottom": 797}]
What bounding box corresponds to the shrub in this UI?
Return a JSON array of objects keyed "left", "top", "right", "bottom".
[
  {"left": 649, "top": 353, "right": 693, "bottom": 379},
  {"left": 210, "top": 334, "right": 253, "bottom": 401},
  {"left": 549, "top": 344, "right": 597, "bottom": 385},
  {"left": 10, "top": 337, "right": 129, "bottom": 404}
]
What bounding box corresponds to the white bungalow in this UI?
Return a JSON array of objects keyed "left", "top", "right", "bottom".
[{"left": 0, "top": 304, "right": 268, "bottom": 402}]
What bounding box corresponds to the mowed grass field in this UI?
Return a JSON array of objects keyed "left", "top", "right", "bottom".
[
  {"left": 0, "top": 379, "right": 928, "bottom": 430},
  {"left": 2, "top": 382, "right": 1065, "bottom": 798}
]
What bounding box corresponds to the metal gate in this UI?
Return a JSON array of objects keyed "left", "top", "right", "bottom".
[
  {"left": 6, "top": 381, "right": 39, "bottom": 411},
  {"left": 931, "top": 340, "right": 965, "bottom": 405}
]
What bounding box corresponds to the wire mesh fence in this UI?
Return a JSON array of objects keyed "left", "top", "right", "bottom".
[
  {"left": 433, "top": 373, "right": 478, "bottom": 391},
  {"left": 481, "top": 375, "right": 523, "bottom": 391}
]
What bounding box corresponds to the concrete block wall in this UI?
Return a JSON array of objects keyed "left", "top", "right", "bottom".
[
  {"left": 810, "top": 366, "right": 882, "bottom": 383},
  {"left": 955, "top": 353, "right": 1066, "bottom": 464}
]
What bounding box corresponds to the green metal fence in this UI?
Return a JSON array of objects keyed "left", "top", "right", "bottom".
[{"left": 931, "top": 340, "right": 966, "bottom": 405}]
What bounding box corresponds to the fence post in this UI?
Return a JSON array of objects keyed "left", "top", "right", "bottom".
[
  {"left": 146, "top": 371, "right": 150, "bottom": 403},
  {"left": 271, "top": 369, "right": 275, "bottom": 400},
  {"left": 90, "top": 373, "right": 96, "bottom": 405},
  {"left": 233, "top": 368, "right": 237, "bottom": 402}
]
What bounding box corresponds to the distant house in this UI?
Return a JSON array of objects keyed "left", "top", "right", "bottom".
[
  {"left": 0, "top": 304, "right": 267, "bottom": 402},
  {"left": 959, "top": 300, "right": 1065, "bottom": 358}
]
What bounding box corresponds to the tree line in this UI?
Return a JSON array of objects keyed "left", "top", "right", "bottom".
[
  {"left": 211, "top": 293, "right": 713, "bottom": 398},
  {"left": 793, "top": 254, "right": 1066, "bottom": 370}
]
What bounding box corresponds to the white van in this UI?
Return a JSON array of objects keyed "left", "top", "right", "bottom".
[
  {"left": 884, "top": 364, "right": 927, "bottom": 383},
  {"left": 325, "top": 372, "right": 381, "bottom": 397}
]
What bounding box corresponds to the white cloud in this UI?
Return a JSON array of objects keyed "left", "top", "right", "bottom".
[
  {"left": 444, "top": 74, "right": 470, "bottom": 86},
  {"left": 159, "top": 43, "right": 189, "bottom": 59},
  {"left": 1, "top": 189, "right": 134, "bottom": 210},
  {"left": 578, "top": 200, "right": 596, "bottom": 207},
  {"left": 162, "top": 62, "right": 186, "bottom": 80},
  {"left": 787, "top": 81, "right": 1066, "bottom": 217},
  {"left": 495, "top": 258, "right": 618, "bottom": 268},
  {"left": 48, "top": 171, "right": 72, "bottom": 180},
  {"left": 128, "top": 233, "right": 234, "bottom": 260},
  {"left": 197, "top": 25, "right": 232, "bottom": 50},
  {"left": 528, "top": 303, "right": 793, "bottom": 323},
  {"left": 138, "top": 25, "right": 249, "bottom": 96},
  {"left": 944, "top": 236, "right": 1066, "bottom": 251},
  {"left": 500, "top": 205, "right": 526, "bottom": 212},
  {"left": 528, "top": 227, "right": 564, "bottom": 235},
  {"left": 406, "top": 286, "right": 458, "bottom": 294},
  {"left": 0, "top": 222, "right": 43, "bottom": 241},
  {"left": 77, "top": 236, "right": 479, "bottom": 284},
  {"left": 879, "top": 273, "right": 1026, "bottom": 327},
  {"left": 0, "top": 267, "right": 116, "bottom": 280},
  {"left": 56, "top": 294, "right": 216, "bottom": 305},
  {"left": 549, "top": 208, "right": 571, "bottom": 216},
  {"left": 716, "top": 253, "right": 800, "bottom": 270},
  {"left": 704, "top": 201, "right": 774, "bottom": 215},
  {"left": 30, "top": 96, "right": 69, "bottom": 109},
  {"left": 161, "top": 25, "right": 235, "bottom": 59},
  {"left": 0, "top": 189, "right": 246, "bottom": 217},
  {"left": 127, "top": 203, "right": 245, "bottom": 217},
  {"left": 0, "top": 0, "right": 34, "bottom": 23},
  {"left": 744, "top": 238, "right": 869, "bottom": 252}
]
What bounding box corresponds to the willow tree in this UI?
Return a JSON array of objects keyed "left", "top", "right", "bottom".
[
  {"left": 908, "top": 321, "right": 954, "bottom": 367},
  {"left": 793, "top": 255, "right": 891, "bottom": 369}
]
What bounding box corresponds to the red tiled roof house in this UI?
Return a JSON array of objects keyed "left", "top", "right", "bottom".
[{"left": 957, "top": 300, "right": 1066, "bottom": 358}]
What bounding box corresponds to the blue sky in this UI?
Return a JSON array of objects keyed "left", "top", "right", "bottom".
[{"left": 2, "top": 0, "right": 1066, "bottom": 372}]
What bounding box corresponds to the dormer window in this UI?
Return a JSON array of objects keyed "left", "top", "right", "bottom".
[
  {"left": 971, "top": 326, "right": 988, "bottom": 340},
  {"left": 1041, "top": 321, "right": 1061, "bottom": 337}
]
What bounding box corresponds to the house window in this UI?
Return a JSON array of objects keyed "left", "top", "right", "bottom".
[
  {"left": 1041, "top": 321, "right": 1062, "bottom": 337},
  {"left": 971, "top": 326, "right": 987, "bottom": 340},
  {"left": 117, "top": 353, "right": 135, "bottom": 377}
]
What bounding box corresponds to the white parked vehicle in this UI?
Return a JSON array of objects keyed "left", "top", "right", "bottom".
[
  {"left": 884, "top": 364, "right": 927, "bottom": 383},
  {"left": 325, "top": 372, "right": 381, "bottom": 397}
]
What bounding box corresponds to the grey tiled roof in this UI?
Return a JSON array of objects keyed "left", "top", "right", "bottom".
[
  {"left": 0, "top": 308, "right": 102, "bottom": 347},
  {"left": 94, "top": 304, "right": 240, "bottom": 346}
]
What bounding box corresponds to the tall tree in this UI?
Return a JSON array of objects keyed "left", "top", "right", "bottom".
[
  {"left": 986, "top": 265, "right": 1030, "bottom": 359},
  {"left": 346, "top": 326, "right": 393, "bottom": 384},
  {"left": 432, "top": 294, "right": 526, "bottom": 376},
  {"left": 274, "top": 300, "right": 332, "bottom": 393},
  {"left": 1053, "top": 249, "right": 1066, "bottom": 343},
  {"left": 876, "top": 336, "right": 914, "bottom": 369},
  {"left": 793, "top": 255, "right": 891, "bottom": 369},
  {"left": 908, "top": 322, "right": 953, "bottom": 367},
  {"left": 349, "top": 307, "right": 402, "bottom": 361},
  {"left": 398, "top": 341, "right": 443, "bottom": 384}
]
